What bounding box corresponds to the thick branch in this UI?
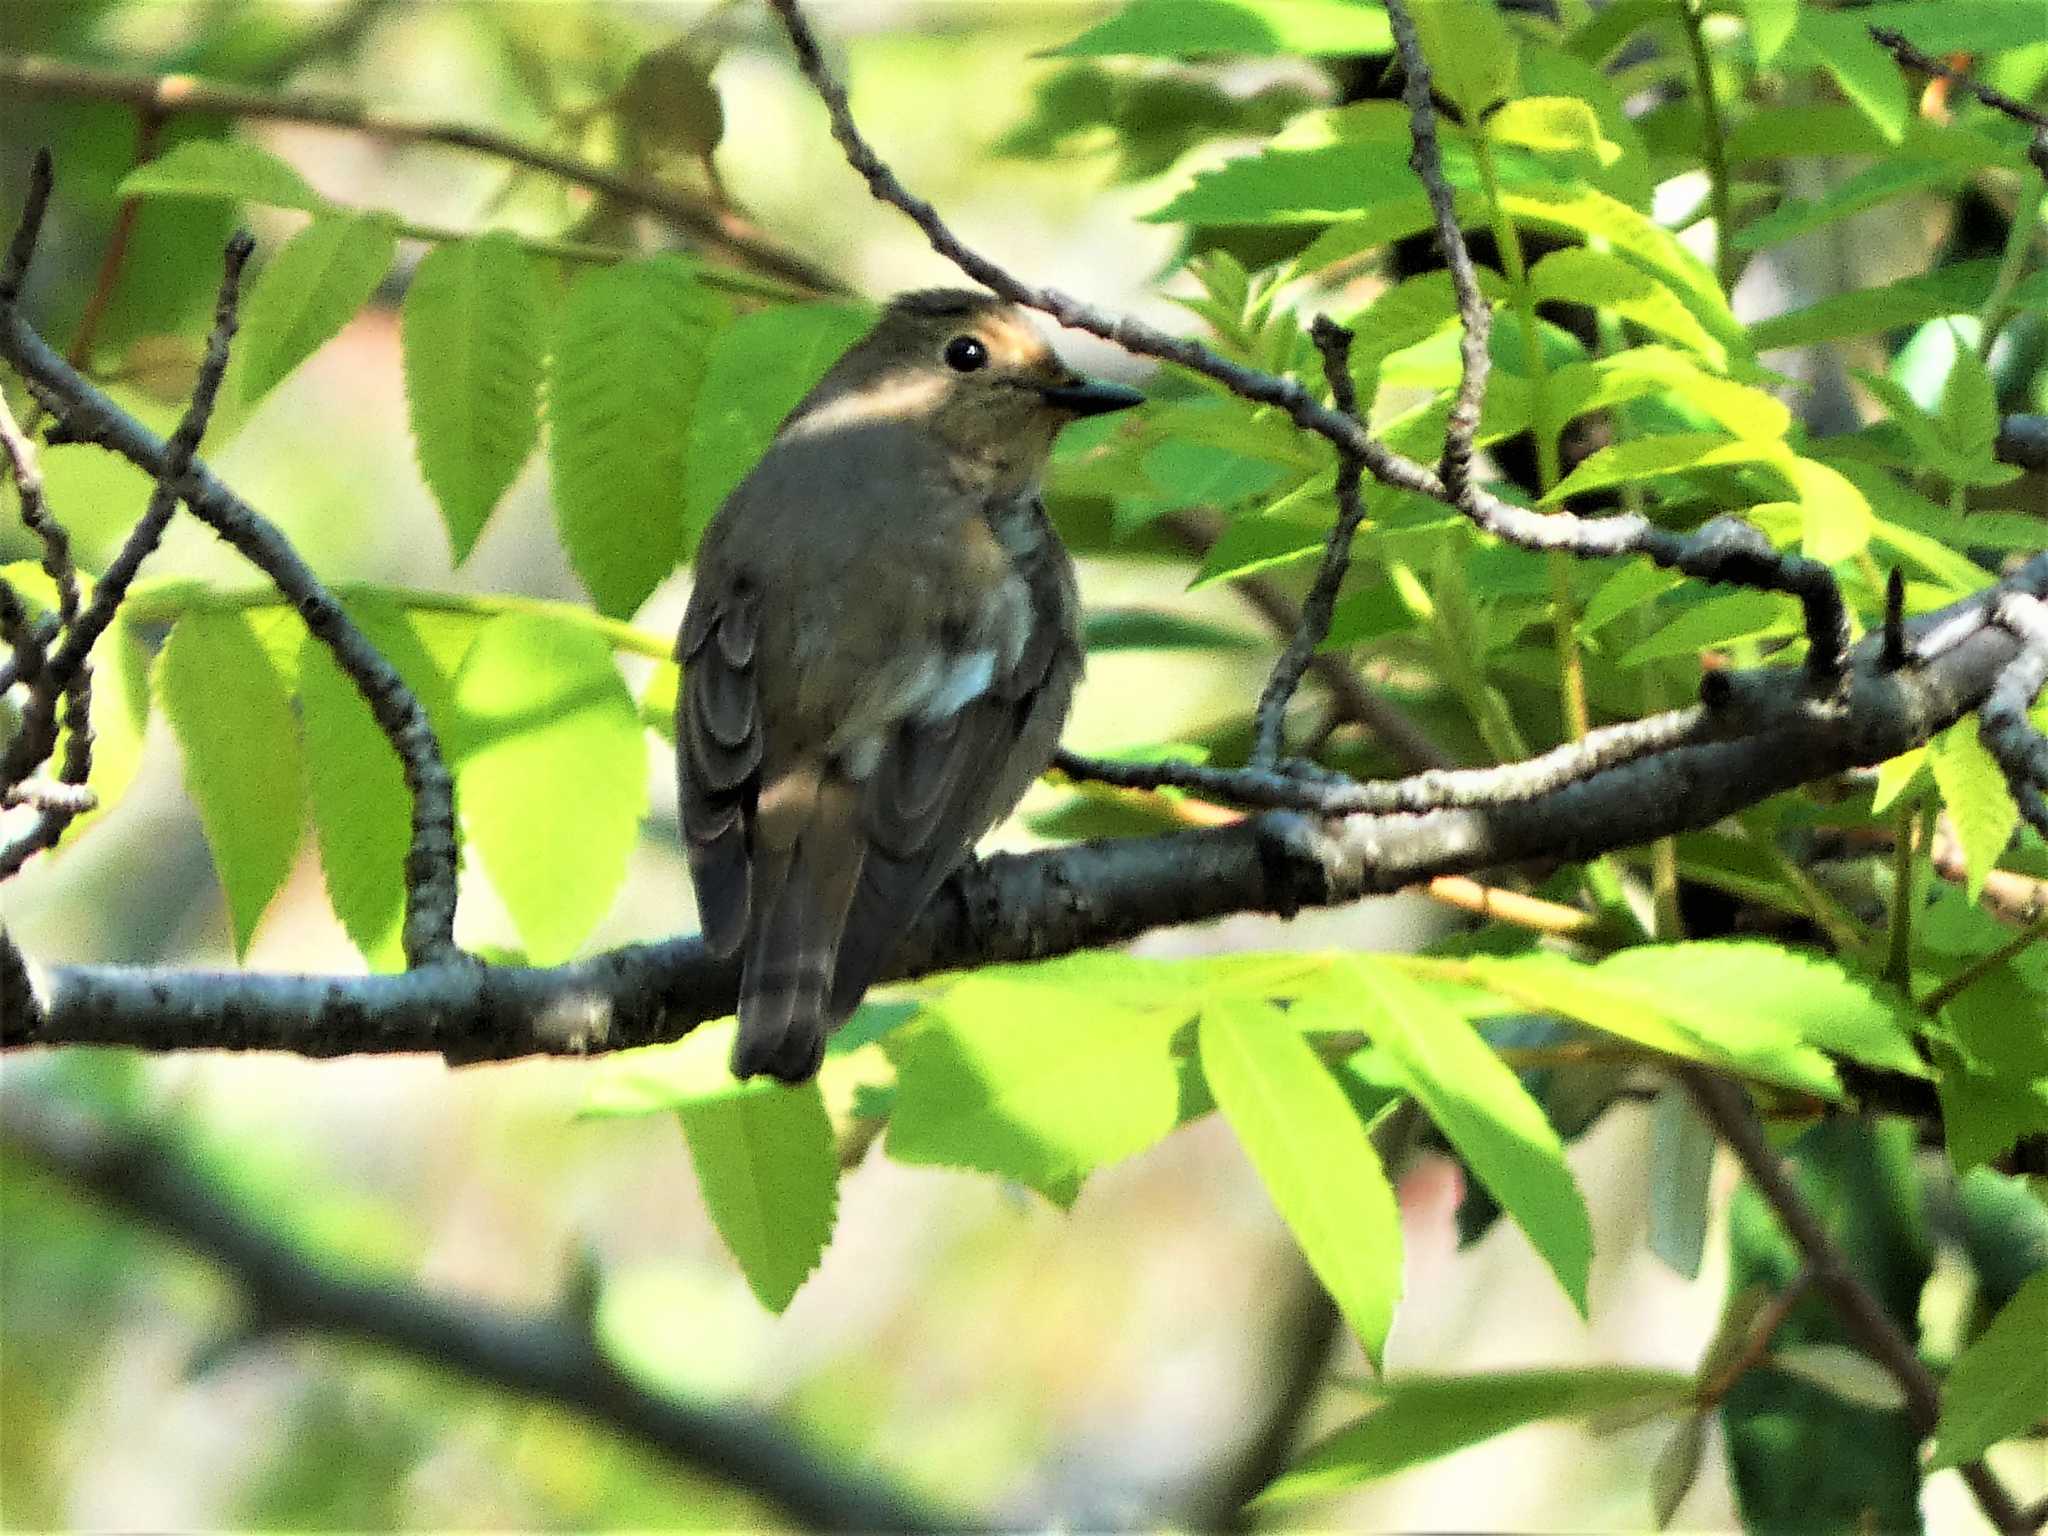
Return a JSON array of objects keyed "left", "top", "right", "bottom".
[
  {"left": 9, "top": 555, "right": 2042, "bottom": 1060},
  {"left": 0, "top": 53, "right": 841, "bottom": 297},
  {"left": 1680, "top": 1069, "right": 2034, "bottom": 1536},
  {"left": 0, "top": 1092, "right": 958, "bottom": 1533}
]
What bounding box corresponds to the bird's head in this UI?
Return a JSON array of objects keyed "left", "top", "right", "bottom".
[{"left": 784, "top": 288, "right": 1143, "bottom": 488}]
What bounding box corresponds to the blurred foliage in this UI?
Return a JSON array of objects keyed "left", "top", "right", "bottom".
[{"left": 5, "top": 0, "right": 2048, "bottom": 1529}]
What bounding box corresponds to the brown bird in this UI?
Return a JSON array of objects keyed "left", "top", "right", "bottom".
[{"left": 678, "top": 289, "right": 1142, "bottom": 1082}]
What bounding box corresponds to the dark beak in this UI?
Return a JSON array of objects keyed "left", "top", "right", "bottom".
[{"left": 1042, "top": 377, "right": 1145, "bottom": 417}]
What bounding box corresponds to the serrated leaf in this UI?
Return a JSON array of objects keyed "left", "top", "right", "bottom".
[
  {"left": 1622, "top": 590, "right": 1799, "bottom": 667},
  {"left": 118, "top": 138, "right": 331, "bottom": 214},
  {"left": 680, "top": 302, "right": 874, "bottom": 558},
  {"left": 1528, "top": 248, "right": 1724, "bottom": 366},
  {"left": 1936, "top": 343, "right": 1999, "bottom": 467},
  {"left": 549, "top": 256, "right": 730, "bottom": 617},
  {"left": 1260, "top": 1368, "right": 1692, "bottom": 1503},
  {"left": 1928, "top": 719, "right": 2020, "bottom": 903},
  {"left": 884, "top": 956, "right": 1201, "bottom": 1204},
  {"left": 401, "top": 234, "right": 549, "bottom": 561},
  {"left": 154, "top": 611, "right": 306, "bottom": 955},
  {"left": 1549, "top": 347, "right": 1789, "bottom": 441},
  {"left": 1348, "top": 956, "right": 1594, "bottom": 1313},
  {"left": 1050, "top": 0, "right": 1392, "bottom": 58},
  {"left": 679, "top": 1079, "right": 839, "bottom": 1313},
  {"left": 237, "top": 214, "right": 396, "bottom": 407},
  {"left": 1871, "top": 747, "right": 1928, "bottom": 815},
  {"left": 1927, "top": 1269, "right": 2048, "bottom": 1469},
  {"left": 1202, "top": 996, "right": 1402, "bottom": 1364},
  {"left": 450, "top": 612, "right": 646, "bottom": 963}
]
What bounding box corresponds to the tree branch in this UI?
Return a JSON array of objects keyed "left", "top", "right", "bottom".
[
  {"left": 8, "top": 553, "right": 2043, "bottom": 1061},
  {"left": 0, "top": 53, "right": 842, "bottom": 297},
  {"left": 0, "top": 1091, "right": 959, "bottom": 1533},
  {"left": 1680, "top": 1068, "right": 2034, "bottom": 1536}
]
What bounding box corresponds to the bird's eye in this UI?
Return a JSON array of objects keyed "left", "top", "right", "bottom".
[{"left": 943, "top": 335, "right": 989, "bottom": 373}]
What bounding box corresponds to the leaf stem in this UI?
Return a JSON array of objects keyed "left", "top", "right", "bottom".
[
  {"left": 122, "top": 578, "right": 675, "bottom": 661},
  {"left": 1680, "top": 0, "right": 1738, "bottom": 297},
  {"left": 1974, "top": 178, "right": 2045, "bottom": 363}
]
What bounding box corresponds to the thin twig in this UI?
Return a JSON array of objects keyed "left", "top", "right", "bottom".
[
  {"left": 0, "top": 53, "right": 841, "bottom": 296},
  {"left": 66, "top": 107, "right": 166, "bottom": 373},
  {"left": 0, "top": 1093, "right": 960, "bottom": 1534},
  {"left": 762, "top": 0, "right": 1852, "bottom": 685},
  {"left": 1694, "top": 1266, "right": 1815, "bottom": 1409},
  {"left": 1681, "top": 1068, "right": 2034, "bottom": 1536},
  {"left": 1250, "top": 318, "right": 1366, "bottom": 766},
  {"left": 1158, "top": 509, "right": 1452, "bottom": 773},
  {"left": 1869, "top": 27, "right": 2048, "bottom": 134},
  {"left": 1383, "top": 0, "right": 1491, "bottom": 512}
]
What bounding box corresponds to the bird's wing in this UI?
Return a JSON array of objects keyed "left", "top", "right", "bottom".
[
  {"left": 827, "top": 561, "right": 1075, "bottom": 1019},
  {"left": 677, "top": 575, "right": 763, "bottom": 958}
]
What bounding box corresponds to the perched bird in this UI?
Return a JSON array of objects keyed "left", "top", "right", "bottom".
[{"left": 678, "top": 289, "right": 1142, "bottom": 1083}]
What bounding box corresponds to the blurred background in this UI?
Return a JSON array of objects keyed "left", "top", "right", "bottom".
[{"left": 3, "top": 2, "right": 2033, "bottom": 1529}]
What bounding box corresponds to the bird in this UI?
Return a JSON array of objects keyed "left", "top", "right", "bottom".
[{"left": 677, "top": 288, "right": 1143, "bottom": 1083}]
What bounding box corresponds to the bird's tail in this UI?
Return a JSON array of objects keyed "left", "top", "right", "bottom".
[{"left": 731, "top": 770, "right": 863, "bottom": 1083}]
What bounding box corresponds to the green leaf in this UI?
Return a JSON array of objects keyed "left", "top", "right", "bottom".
[
  {"left": 1348, "top": 957, "right": 1594, "bottom": 1313},
  {"left": 679, "top": 1080, "right": 839, "bottom": 1313},
  {"left": 1450, "top": 950, "right": 1845, "bottom": 1097},
  {"left": 885, "top": 955, "right": 1205, "bottom": 1204},
  {"left": 1789, "top": 13, "right": 1910, "bottom": 143},
  {"left": 549, "top": 256, "right": 730, "bottom": 617},
  {"left": 1871, "top": 748, "right": 1928, "bottom": 815},
  {"left": 401, "top": 234, "right": 549, "bottom": 562},
  {"left": 118, "top": 138, "right": 331, "bottom": 214},
  {"left": 1260, "top": 1368, "right": 1692, "bottom": 1502},
  {"left": 1050, "top": 0, "right": 1391, "bottom": 58},
  {"left": 1549, "top": 347, "right": 1790, "bottom": 440},
  {"left": 1527, "top": 248, "right": 1725, "bottom": 366},
  {"left": 1741, "top": 0, "right": 1798, "bottom": 64},
  {"left": 1648, "top": 1084, "right": 1715, "bottom": 1279},
  {"left": 1936, "top": 342, "right": 2000, "bottom": 467},
  {"left": 1936, "top": 1048, "right": 2048, "bottom": 1174},
  {"left": 155, "top": 611, "right": 306, "bottom": 955},
  {"left": 237, "top": 214, "right": 396, "bottom": 407},
  {"left": 1747, "top": 258, "right": 2000, "bottom": 351},
  {"left": 1928, "top": 1269, "right": 2048, "bottom": 1469},
  {"left": 1928, "top": 719, "right": 2020, "bottom": 904},
  {"left": 1499, "top": 182, "right": 1733, "bottom": 343},
  {"left": 1412, "top": 0, "right": 1519, "bottom": 122},
  {"left": 1201, "top": 996, "right": 1402, "bottom": 1364},
  {"left": 1488, "top": 96, "right": 1622, "bottom": 168},
  {"left": 681, "top": 302, "right": 874, "bottom": 559},
  {"left": 450, "top": 612, "right": 646, "bottom": 964},
  {"left": 1734, "top": 161, "right": 1958, "bottom": 252},
  {"left": 1152, "top": 142, "right": 1451, "bottom": 227}
]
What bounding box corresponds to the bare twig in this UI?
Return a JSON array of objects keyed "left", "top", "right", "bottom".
[
  {"left": 0, "top": 1093, "right": 960, "bottom": 1534},
  {"left": 762, "top": 0, "right": 1852, "bottom": 686},
  {"left": 1250, "top": 318, "right": 1366, "bottom": 766},
  {"left": 1869, "top": 27, "right": 2048, "bottom": 134},
  {"left": 0, "top": 53, "right": 842, "bottom": 296},
  {"left": 1680, "top": 1069, "right": 2034, "bottom": 1536},
  {"left": 1384, "top": 0, "right": 1491, "bottom": 512},
  {"left": 0, "top": 166, "right": 459, "bottom": 963},
  {"left": 66, "top": 107, "right": 166, "bottom": 373},
  {"left": 0, "top": 228, "right": 252, "bottom": 878}
]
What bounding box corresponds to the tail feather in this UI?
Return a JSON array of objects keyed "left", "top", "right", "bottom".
[{"left": 731, "top": 773, "right": 863, "bottom": 1083}]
